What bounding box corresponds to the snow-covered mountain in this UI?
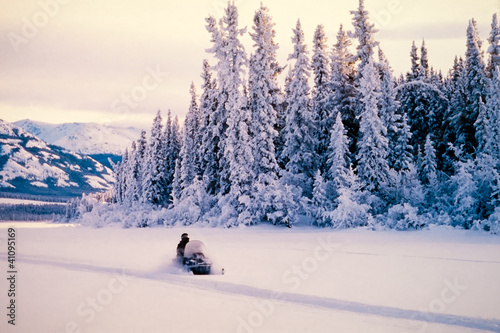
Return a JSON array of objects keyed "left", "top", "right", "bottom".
[
  {"left": 0, "top": 119, "right": 114, "bottom": 197},
  {"left": 14, "top": 119, "right": 141, "bottom": 155}
]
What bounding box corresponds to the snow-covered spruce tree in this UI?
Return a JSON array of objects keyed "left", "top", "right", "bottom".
[
  {"left": 275, "top": 68, "right": 292, "bottom": 170},
  {"left": 355, "top": 59, "right": 389, "bottom": 198},
  {"left": 408, "top": 41, "right": 420, "bottom": 81},
  {"left": 282, "top": 19, "right": 317, "bottom": 198},
  {"left": 451, "top": 19, "right": 488, "bottom": 158},
  {"left": 322, "top": 111, "right": 372, "bottom": 227},
  {"left": 421, "top": 134, "right": 438, "bottom": 186},
  {"left": 169, "top": 99, "right": 215, "bottom": 228},
  {"left": 171, "top": 115, "right": 182, "bottom": 193},
  {"left": 398, "top": 40, "right": 448, "bottom": 169},
  {"left": 198, "top": 60, "right": 221, "bottom": 196},
  {"left": 311, "top": 24, "right": 332, "bottom": 174},
  {"left": 160, "top": 110, "right": 181, "bottom": 206},
  {"left": 442, "top": 56, "right": 466, "bottom": 171},
  {"left": 311, "top": 170, "right": 330, "bottom": 226},
  {"left": 326, "top": 112, "right": 350, "bottom": 190},
  {"left": 377, "top": 48, "right": 412, "bottom": 172},
  {"left": 132, "top": 130, "right": 147, "bottom": 202},
  {"left": 123, "top": 141, "right": 138, "bottom": 204},
  {"left": 419, "top": 39, "right": 430, "bottom": 80},
  {"left": 205, "top": 14, "right": 230, "bottom": 198},
  {"left": 207, "top": 2, "right": 255, "bottom": 226},
  {"left": 474, "top": 153, "right": 500, "bottom": 222},
  {"left": 396, "top": 163, "right": 425, "bottom": 211},
  {"left": 418, "top": 134, "right": 441, "bottom": 212},
  {"left": 324, "top": 166, "right": 370, "bottom": 229},
  {"left": 349, "top": 0, "right": 380, "bottom": 170},
  {"left": 483, "top": 67, "right": 500, "bottom": 162},
  {"left": 349, "top": 0, "right": 379, "bottom": 80},
  {"left": 141, "top": 110, "right": 168, "bottom": 206},
  {"left": 447, "top": 147, "right": 499, "bottom": 229},
  {"left": 474, "top": 68, "right": 500, "bottom": 222},
  {"left": 450, "top": 159, "right": 478, "bottom": 228},
  {"left": 113, "top": 129, "right": 148, "bottom": 205},
  {"left": 178, "top": 83, "right": 201, "bottom": 196},
  {"left": 486, "top": 13, "right": 500, "bottom": 77},
  {"left": 112, "top": 149, "right": 127, "bottom": 204},
  {"left": 172, "top": 156, "right": 182, "bottom": 205},
  {"left": 248, "top": 3, "right": 281, "bottom": 179},
  {"left": 474, "top": 97, "right": 490, "bottom": 155},
  {"left": 248, "top": 4, "right": 289, "bottom": 224},
  {"left": 329, "top": 24, "right": 357, "bottom": 161}
]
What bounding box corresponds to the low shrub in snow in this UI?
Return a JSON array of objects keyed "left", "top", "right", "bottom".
[
  {"left": 473, "top": 207, "right": 500, "bottom": 234},
  {"left": 323, "top": 188, "right": 371, "bottom": 229},
  {"left": 385, "top": 203, "right": 427, "bottom": 230}
]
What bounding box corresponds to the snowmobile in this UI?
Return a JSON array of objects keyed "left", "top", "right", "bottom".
[{"left": 182, "top": 240, "right": 212, "bottom": 275}]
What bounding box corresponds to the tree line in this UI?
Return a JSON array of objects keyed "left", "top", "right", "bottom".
[{"left": 106, "top": 1, "right": 500, "bottom": 231}]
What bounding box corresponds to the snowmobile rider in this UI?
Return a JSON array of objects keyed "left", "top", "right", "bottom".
[{"left": 176, "top": 233, "right": 190, "bottom": 263}]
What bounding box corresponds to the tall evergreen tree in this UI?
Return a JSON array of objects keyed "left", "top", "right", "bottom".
[
  {"left": 450, "top": 160, "right": 478, "bottom": 228},
  {"left": 487, "top": 13, "right": 500, "bottom": 77},
  {"left": 475, "top": 97, "right": 490, "bottom": 154},
  {"left": 443, "top": 56, "right": 465, "bottom": 171},
  {"left": 311, "top": 170, "right": 330, "bottom": 226},
  {"left": 276, "top": 68, "right": 293, "bottom": 170},
  {"left": 327, "top": 112, "right": 350, "bottom": 189},
  {"left": 349, "top": 0, "right": 379, "bottom": 77},
  {"left": 142, "top": 110, "right": 167, "bottom": 206},
  {"left": 399, "top": 41, "right": 448, "bottom": 169},
  {"left": 329, "top": 24, "right": 357, "bottom": 161},
  {"left": 451, "top": 19, "right": 488, "bottom": 157},
  {"left": 419, "top": 40, "right": 430, "bottom": 80},
  {"left": 421, "top": 134, "right": 437, "bottom": 185},
  {"left": 311, "top": 24, "right": 332, "bottom": 173},
  {"left": 179, "top": 83, "right": 201, "bottom": 195},
  {"left": 123, "top": 142, "right": 138, "bottom": 204},
  {"left": 198, "top": 60, "right": 221, "bottom": 195},
  {"left": 484, "top": 67, "right": 500, "bottom": 162},
  {"left": 206, "top": 13, "right": 231, "bottom": 196},
  {"left": 132, "top": 130, "right": 147, "bottom": 201},
  {"left": 208, "top": 2, "right": 255, "bottom": 225},
  {"left": 282, "top": 19, "right": 317, "bottom": 197},
  {"left": 355, "top": 60, "right": 389, "bottom": 194},
  {"left": 162, "top": 110, "right": 181, "bottom": 206},
  {"left": 407, "top": 41, "right": 420, "bottom": 81},
  {"left": 377, "top": 48, "right": 411, "bottom": 172},
  {"left": 247, "top": 4, "right": 288, "bottom": 223},
  {"left": 349, "top": 0, "right": 380, "bottom": 165},
  {"left": 248, "top": 3, "right": 280, "bottom": 179},
  {"left": 113, "top": 149, "right": 128, "bottom": 204}
]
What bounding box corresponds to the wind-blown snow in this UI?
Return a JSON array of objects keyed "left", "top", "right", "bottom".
[{"left": 0, "top": 223, "right": 498, "bottom": 333}]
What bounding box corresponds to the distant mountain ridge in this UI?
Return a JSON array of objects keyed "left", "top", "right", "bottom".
[
  {"left": 14, "top": 119, "right": 141, "bottom": 155},
  {"left": 0, "top": 119, "right": 114, "bottom": 198}
]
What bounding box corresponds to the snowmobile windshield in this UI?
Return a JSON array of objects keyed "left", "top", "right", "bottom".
[{"left": 183, "top": 240, "right": 207, "bottom": 258}]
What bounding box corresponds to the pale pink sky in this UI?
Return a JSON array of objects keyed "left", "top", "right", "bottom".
[{"left": 0, "top": 0, "right": 498, "bottom": 129}]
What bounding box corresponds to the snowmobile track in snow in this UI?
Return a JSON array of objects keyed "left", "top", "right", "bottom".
[{"left": 8, "top": 254, "right": 500, "bottom": 333}]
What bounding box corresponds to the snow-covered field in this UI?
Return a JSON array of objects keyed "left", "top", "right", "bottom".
[{"left": 0, "top": 222, "right": 499, "bottom": 333}]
